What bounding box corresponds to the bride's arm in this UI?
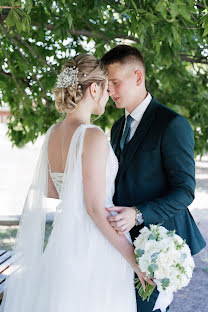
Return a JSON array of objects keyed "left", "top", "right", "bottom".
[{"left": 82, "top": 128, "right": 152, "bottom": 288}]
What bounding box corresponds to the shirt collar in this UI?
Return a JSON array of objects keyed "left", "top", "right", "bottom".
[{"left": 125, "top": 92, "right": 152, "bottom": 121}]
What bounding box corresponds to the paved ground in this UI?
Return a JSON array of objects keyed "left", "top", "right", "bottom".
[{"left": 0, "top": 124, "right": 207, "bottom": 311}]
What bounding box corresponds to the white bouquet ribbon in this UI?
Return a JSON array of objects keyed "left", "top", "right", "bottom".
[{"left": 153, "top": 290, "right": 173, "bottom": 312}]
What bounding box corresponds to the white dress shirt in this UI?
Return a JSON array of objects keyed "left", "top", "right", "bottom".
[{"left": 124, "top": 92, "right": 152, "bottom": 141}]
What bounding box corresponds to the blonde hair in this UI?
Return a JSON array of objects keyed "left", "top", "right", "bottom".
[{"left": 54, "top": 54, "right": 108, "bottom": 114}]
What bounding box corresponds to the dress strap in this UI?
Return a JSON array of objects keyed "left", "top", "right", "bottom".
[{"left": 47, "top": 123, "right": 57, "bottom": 175}]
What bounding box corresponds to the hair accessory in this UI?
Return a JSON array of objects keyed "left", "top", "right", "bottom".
[
  {"left": 56, "top": 66, "right": 79, "bottom": 89},
  {"left": 83, "top": 73, "right": 87, "bottom": 77}
]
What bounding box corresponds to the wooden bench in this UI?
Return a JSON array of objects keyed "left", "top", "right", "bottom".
[{"left": 0, "top": 250, "right": 14, "bottom": 303}]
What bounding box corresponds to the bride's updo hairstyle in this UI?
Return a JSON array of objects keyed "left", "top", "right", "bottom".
[{"left": 54, "top": 54, "right": 108, "bottom": 114}]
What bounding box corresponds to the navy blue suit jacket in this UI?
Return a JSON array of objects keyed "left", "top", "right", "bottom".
[{"left": 111, "top": 97, "right": 206, "bottom": 255}]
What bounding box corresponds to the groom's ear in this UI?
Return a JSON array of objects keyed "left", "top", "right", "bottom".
[{"left": 135, "top": 69, "right": 143, "bottom": 86}]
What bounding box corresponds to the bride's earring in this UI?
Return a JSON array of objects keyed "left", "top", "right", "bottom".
[{"left": 94, "top": 96, "right": 97, "bottom": 100}]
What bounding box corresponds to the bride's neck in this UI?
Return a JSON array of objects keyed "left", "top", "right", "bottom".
[{"left": 65, "top": 106, "right": 92, "bottom": 125}]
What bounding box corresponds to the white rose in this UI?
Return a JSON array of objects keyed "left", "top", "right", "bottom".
[
  {"left": 134, "top": 231, "right": 150, "bottom": 250},
  {"left": 138, "top": 254, "right": 153, "bottom": 273},
  {"left": 159, "top": 226, "right": 169, "bottom": 235},
  {"left": 174, "top": 234, "right": 184, "bottom": 244},
  {"left": 157, "top": 251, "right": 174, "bottom": 267},
  {"left": 140, "top": 226, "right": 150, "bottom": 235}
]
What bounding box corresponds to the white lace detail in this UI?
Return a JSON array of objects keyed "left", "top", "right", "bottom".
[
  {"left": 50, "top": 172, "right": 64, "bottom": 196},
  {"left": 49, "top": 145, "right": 118, "bottom": 205}
]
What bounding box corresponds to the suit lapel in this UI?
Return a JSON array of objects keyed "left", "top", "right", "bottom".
[{"left": 116, "top": 99, "right": 157, "bottom": 181}]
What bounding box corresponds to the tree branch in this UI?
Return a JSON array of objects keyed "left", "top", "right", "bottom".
[
  {"left": 195, "top": 2, "right": 206, "bottom": 9},
  {"left": 32, "top": 21, "right": 141, "bottom": 43},
  {"left": 0, "top": 69, "right": 13, "bottom": 79},
  {"left": 180, "top": 53, "right": 208, "bottom": 65},
  {"left": 0, "top": 6, "right": 21, "bottom": 9}
]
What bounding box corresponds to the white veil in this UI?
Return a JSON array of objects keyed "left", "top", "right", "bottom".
[{"left": 1, "top": 125, "right": 55, "bottom": 311}]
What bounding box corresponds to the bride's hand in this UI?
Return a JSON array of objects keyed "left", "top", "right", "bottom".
[{"left": 133, "top": 265, "right": 155, "bottom": 290}]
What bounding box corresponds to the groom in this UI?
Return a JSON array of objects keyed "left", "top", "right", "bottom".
[{"left": 101, "top": 45, "right": 206, "bottom": 312}]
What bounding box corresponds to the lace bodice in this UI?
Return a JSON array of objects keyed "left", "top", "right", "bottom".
[
  {"left": 49, "top": 171, "right": 64, "bottom": 196},
  {"left": 48, "top": 125, "right": 118, "bottom": 208}
]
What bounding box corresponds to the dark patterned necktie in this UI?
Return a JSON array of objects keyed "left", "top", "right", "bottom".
[{"left": 120, "top": 115, "right": 133, "bottom": 151}]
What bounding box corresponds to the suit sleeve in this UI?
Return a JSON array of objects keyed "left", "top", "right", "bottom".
[{"left": 136, "top": 115, "right": 196, "bottom": 225}]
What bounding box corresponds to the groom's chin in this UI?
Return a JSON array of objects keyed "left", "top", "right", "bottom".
[{"left": 114, "top": 102, "right": 125, "bottom": 109}]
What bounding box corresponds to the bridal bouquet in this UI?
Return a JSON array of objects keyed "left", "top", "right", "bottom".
[{"left": 134, "top": 224, "right": 195, "bottom": 312}]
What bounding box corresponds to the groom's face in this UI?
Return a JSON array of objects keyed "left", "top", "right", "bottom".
[{"left": 107, "top": 62, "right": 141, "bottom": 110}]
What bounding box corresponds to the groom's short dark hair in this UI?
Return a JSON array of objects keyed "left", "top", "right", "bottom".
[{"left": 101, "top": 45, "right": 145, "bottom": 70}]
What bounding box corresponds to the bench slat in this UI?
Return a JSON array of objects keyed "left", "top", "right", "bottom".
[
  {"left": 0, "top": 251, "right": 6, "bottom": 257},
  {"left": 0, "top": 251, "right": 13, "bottom": 273},
  {"left": 0, "top": 251, "right": 14, "bottom": 303},
  {"left": 0, "top": 251, "right": 13, "bottom": 266},
  {"left": 0, "top": 270, "right": 8, "bottom": 284},
  {"left": 0, "top": 256, "right": 14, "bottom": 275},
  {"left": 0, "top": 282, "right": 5, "bottom": 301}
]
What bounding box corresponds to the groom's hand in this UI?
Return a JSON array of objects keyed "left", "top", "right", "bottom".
[{"left": 106, "top": 206, "right": 136, "bottom": 234}]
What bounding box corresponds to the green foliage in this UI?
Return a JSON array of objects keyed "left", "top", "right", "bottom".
[
  {"left": 136, "top": 248, "right": 145, "bottom": 258},
  {"left": 174, "top": 239, "right": 186, "bottom": 250},
  {"left": 0, "top": 0, "right": 208, "bottom": 154},
  {"left": 151, "top": 252, "right": 159, "bottom": 263},
  {"left": 175, "top": 263, "right": 187, "bottom": 275},
  {"left": 167, "top": 229, "right": 176, "bottom": 237},
  {"left": 148, "top": 225, "right": 163, "bottom": 241},
  {"left": 148, "top": 263, "right": 159, "bottom": 274},
  {"left": 161, "top": 278, "right": 170, "bottom": 290}
]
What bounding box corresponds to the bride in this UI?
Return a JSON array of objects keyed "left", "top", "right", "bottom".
[{"left": 1, "top": 54, "right": 153, "bottom": 312}]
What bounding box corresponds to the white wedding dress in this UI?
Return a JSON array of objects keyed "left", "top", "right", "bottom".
[{"left": 2, "top": 124, "right": 136, "bottom": 312}]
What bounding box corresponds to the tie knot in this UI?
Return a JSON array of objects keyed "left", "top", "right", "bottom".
[{"left": 126, "top": 114, "right": 133, "bottom": 125}]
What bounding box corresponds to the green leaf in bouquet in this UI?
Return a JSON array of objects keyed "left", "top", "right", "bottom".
[
  {"left": 161, "top": 278, "right": 170, "bottom": 290},
  {"left": 175, "top": 263, "right": 186, "bottom": 275},
  {"left": 151, "top": 252, "right": 159, "bottom": 263},
  {"left": 167, "top": 229, "right": 176, "bottom": 237},
  {"left": 174, "top": 239, "right": 186, "bottom": 250},
  {"left": 136, "top": 248, "right": 145, "bottom": 258},
  {"left": 181, "top": 253, "right": 187, "bottom": 263},
  {"left": 148, "top": 264, "right": 158, "bottom": 274},
  {"left": 148, "top": 233, "right": 157, "bottom": 240}
]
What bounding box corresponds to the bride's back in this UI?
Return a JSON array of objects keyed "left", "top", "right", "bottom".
[
  {"left": 48, "top": 122, "right": 80, "bottom": 172},
  {"left": 47, "top": 121, "right": 79, "bottom": 198}
]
